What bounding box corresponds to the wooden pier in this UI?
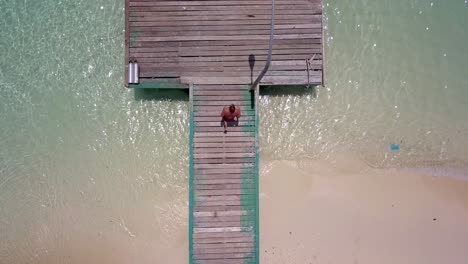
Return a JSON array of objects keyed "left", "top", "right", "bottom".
[{"left": 125, "top": 0, "right": 324, "bottom": 263}]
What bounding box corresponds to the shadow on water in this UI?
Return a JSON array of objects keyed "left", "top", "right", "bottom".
[
  {"left": 260, "top": 85, "right": 318, "bottom": 98},
  {"left": 134, "top": 89, "right": 189, "bottom": 101}
]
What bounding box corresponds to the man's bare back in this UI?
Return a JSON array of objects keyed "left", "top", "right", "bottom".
[{"left": 221, "top": 104, "right": 241, "bottom": 133}]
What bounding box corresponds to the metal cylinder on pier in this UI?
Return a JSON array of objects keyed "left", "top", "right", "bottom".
[{"left": 128, "top": 60, "right": 135, "bottom": 84}]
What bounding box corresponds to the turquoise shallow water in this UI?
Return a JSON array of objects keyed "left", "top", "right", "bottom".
[{"left": 0, "top": 0, "right": 467, "bottom": 262}]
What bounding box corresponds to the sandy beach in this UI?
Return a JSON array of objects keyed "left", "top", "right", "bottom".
[{"left": 260, "top": 157, "right": 468, "bottom": 264}]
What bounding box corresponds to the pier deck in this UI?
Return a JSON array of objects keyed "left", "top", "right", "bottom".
[
  {"left": 125, "top": 0, "right": 324, "bottom": 263},
  {"left": 125, "top": 0, "right": 324, "bottom": 88},
  {"left": 189, "top": 84, "right": 259, "bottom": 263}
]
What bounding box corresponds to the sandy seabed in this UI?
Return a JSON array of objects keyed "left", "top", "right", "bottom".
[{"left": 260, "top": 156, "right": 468, "bottom": 264}]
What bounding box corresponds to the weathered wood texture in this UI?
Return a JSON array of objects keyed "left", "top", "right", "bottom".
[
  {"left": 190, "top": 83, "right": 259, "bottom": 264},
  {"left": 126, "top": 0, "right": 324, "bottom": 86}
]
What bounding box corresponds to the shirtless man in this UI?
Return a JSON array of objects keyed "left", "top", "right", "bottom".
[{"left": 221, "top": 104, "right": 241, "bottom": 134}]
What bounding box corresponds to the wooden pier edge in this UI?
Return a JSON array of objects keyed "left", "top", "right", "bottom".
[
  {"left": 124, "top": 0, "right": 129, "bottom": 87},
  {"left": 254, "top": 85, "right": 260, "bottom": 262},
  {"left": 321, "top": 0, "right": 325, "bottom": 87},
  {"left": 189, "top": 83, "right": 195, "bottom": 264}
]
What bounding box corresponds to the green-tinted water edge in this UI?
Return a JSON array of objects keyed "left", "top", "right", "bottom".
[{"left": 1, "top": 0, "right": 467, "bottom": 262}]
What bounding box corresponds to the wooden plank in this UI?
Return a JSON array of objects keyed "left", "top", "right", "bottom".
[
  {"left": 193, "top": 222, "right": 255, "bottom": 229},
  {"left": 194, "top": 183, "right": 243, "bottom": 190},
  {"left": 193, "top": 252, "right": 251, "bottom": 260},
  {"left": 129, "top": 14, "right": 321, "bottom": 23},
  {"left": 193, "top": 152, "right": 254, "bottom": 159},
  {"left": 132, "top": 28, "right": 321, "bottom": 37},
  {"left": 194, "top": 163, "right": 254, "bottom": 169},
  {"left": 130, "top": 38, "right": 321, "bottom": 48},
  {"left": 130, "top": 1, "right": 320, "bottom": 7},
  {"left": 138, "top": 60, "right": 321, "bottom": 71},
  {"left": 193, "top": 247, "right": 253, "bottom": 255},
  {"left": 194, "top": 200, "right": 250, "bottom": 207},
  {"left": 140, "top": 69, "right": 317, "bottom": 79},
  {"left": 193, "top": 91, "right": 252, "bottom": 96},
  {"left": 163, "top": 54, "right": 321, "bottom": 63},
  {"left": 194, "top": 201, "right": 256, "bottom": 213},
  {"left": 193, "top": 85, "right": 248, "bottom": 90},
  {"left": 194, "top": 205, "right": 256, "bottom": 212},
  {"left": 194, "top": 95, "right": 249, "bottom": 101},
  {"left": 193, "top": 183, "right": 257, "bottom": 189},
  {"left": 138, "top": 62, "right": 322, "bottom": 73},
  {"left": 195, "top": 183, "right": 256, "bottom": 191},
  {"left": 176, "top": 43, "right": 322, "bottom": 52},
  {"left": 130, "top": 19, "right": 322, "bottom": 27},
  {"left": 135, "top": 54, "right": 320, "bottom": 64},
  {"left": 138, "top": 65, "right": 315, "bottom": 76},
  {"left": 193, "top": 227, "right": 247, "bottom": 234},
  {"left": 131, "top": 5, "right": 320, "bottom": 12},
  {"left": 193, "top": 173, "right": 256, "bottom": 180},
  {"left": 129, "top": 0, "right": 319, "bottom": 4},
  {"left": 192, "top": 86, "right": 249, "bottom": 91},
  {"left": 193, "top": 159, "right": 255, "bottom": 165},
  {"left": 130, "top": 44, "right": 321, "bottom": 55},
  {"left": 191, "top": 258, "right": 253, "bottom": 264},
  {"left": 194, "top": 178, "right": 257, "bottom": 185},
  {"left": 195, "top": 195, "right": 256, "bottom": 202},
  {"left": 195, "top": 191, "right": 257, "bottom": 199},
  {"left": 194, "top": 167, "right": 254, "bottom": 174},
  {"left": 193, "top": 242, "right": 254, "bottom": 249},
  {"left": 179, "top": 48, "right": 321, "bottom": 56},
  {"left": 193, "top": 236, "right": 254, "bottom": 244},
  {"left": 194, "top": 183, "right": 256, "bottom": 191},
  {"left": 193, "top": 100, "right": 253, "bottom": 106},
  {"left": 129, "top": 24, "right": 321, "bottom": 34},
  {"left": 192, "top": 230, "right": 253, "bottom": 239},
  {"left": 194, "top": 163, "right": 255, "bottom": 170},
  {"left": 135, "top": 57, "right": 321, "bottom": 67},
  {"left": 195, "top": 189, "right": 256, "bottom": 196},
  {"left": 184, "top": 75, "right": 322, "bottom": 85},
  {"left": 194, "top": 215, "right": 256, "bottom": 223},
  {"left": 194, "top": 203, "right": 255, "bottom": 210},
  {"left": 131, "top": 9, "right": 321, "bottom": 18},
  {"left": 132, "top": 34, "right": 321, "bottom": 42}
]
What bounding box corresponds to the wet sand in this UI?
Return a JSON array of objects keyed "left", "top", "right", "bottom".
[{"left": 260, "top": 157, "right": 468, "bottom": 264}]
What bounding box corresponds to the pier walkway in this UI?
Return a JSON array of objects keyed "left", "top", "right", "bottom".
[
  {"left": 125, "top": 0, "right": 324, "bottom": 263},
  {"left": 189, "top": 84, "right": 259, "bottom": 263}
]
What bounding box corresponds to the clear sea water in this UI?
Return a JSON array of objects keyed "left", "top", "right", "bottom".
[{"left": 0, "top": 0, "right": 467, "bottom": 262}]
